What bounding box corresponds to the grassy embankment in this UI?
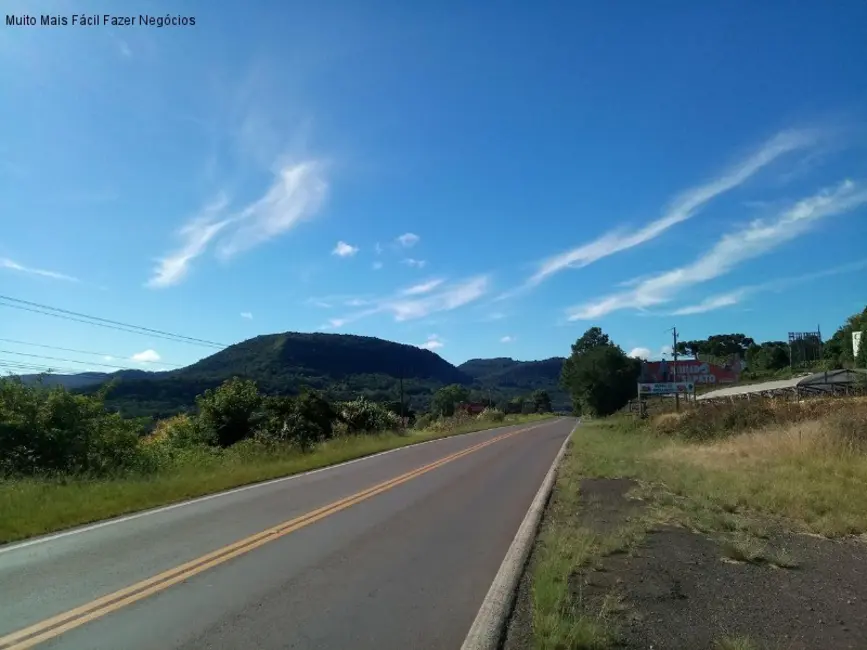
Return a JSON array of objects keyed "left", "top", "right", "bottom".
[
  {"left": 531, "top": 397, "right": 867, "bottom": 649},
  {"left": 0, "top": 413, "right": 554, "bottom": 545}
]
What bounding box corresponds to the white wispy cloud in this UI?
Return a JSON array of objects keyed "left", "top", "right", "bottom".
[
  {"left": 400, "top": 278, "right": 445, "bottom": 296},
  {"left": 374, "top": 242, "right": 383, "bottom": 255},
  {"left": 672, "top": 258, "right": 867, "bottom": 316},
  {"left": 130, "top": 349, "right": 160, "bottom": 363},
  {"left": 306, "top": 293, "right": 373, "bottom": 309},
  {"left": 671, "top": 293, "right": 746, "bottom": 316},
  {"left": 402, "top": 258, "right": 427, "bottom": 268},
  {"left": 240, "top": 311, "right": 253, "bottom": 319},
  {"left": 322, "top": 275, "right": 490, "bottom": 329},
  {"left": 332, "top": 241, "right": 359, "bottom": 257},
  {"left": 396, "top": 233, "right": 420, "bottom": 248},
  {"left": 500, "top": 335, "right": 515, "bottom": 343},
  {"left": 387, "top": 276, "right": 488, "bottom": 322},
  {"left": 372, "top": 261, "right": 383, "bottom": 270},
  {"left": 567, "top": 180, "right": 867, "bottom": 321},
  {"left": 1, "top": 258, "right": 80, "bottom": 283},
  {"left": 147, "top": 161, "right": 327, "bottom": 288},
  {"left": 500, "top": 129, "right": 818, "bottom": 300},
  {"left": 218, "top": 162, "right": 327, "bottom": 259},
  {"left": 628, "top": 347, "right": 652, "bottom": 360},
  {"left": 418, "top": 334, "right": 444, "bottom": 350},
  {"left": 146, "top": 194, "right": 232, "bottom": 288},
  {"left": 482, "top": 312, "right": 507, "bottom": 322}
]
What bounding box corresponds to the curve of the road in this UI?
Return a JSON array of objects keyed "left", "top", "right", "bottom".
[{"left": 0, "top": 417, "right": 575, "bottom": 650}]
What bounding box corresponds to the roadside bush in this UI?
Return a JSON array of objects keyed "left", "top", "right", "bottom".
[
  {"left": 147, "top": 413, "right": 215, "bottom": 448},
  {"left": 826, "top": 403, "right": 867, "bottom": 452},
  {"left": 256, "top": 396, "right": 325, "bottom": 451},
  {"left": 0, "top": 378, "right": 145, "bottom": 477},
  {"left": 413, "top": 413, "right": 434, "bottom": 430},
  {"left": 477, "top": 408, "right": 505, "bottom": 423},
  {"left": 653, "top": 397, "right": 864, "bottom": 443},
  {"left": 195, "top": 377, "right": 263, "bottom": 447},
  {"left": 336, "top": 397, "right": 400, "bottom": 433},
  {"left": 293, "top": 391, "right": 336, "bottom": 441}
]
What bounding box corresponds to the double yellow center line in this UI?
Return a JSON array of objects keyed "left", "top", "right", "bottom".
[{"left": 0, "top": 422, "right": 546, "bottom": 649}]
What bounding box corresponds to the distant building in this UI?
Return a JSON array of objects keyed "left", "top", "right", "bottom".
[{"left": 456, "top": 402, "right": 487, "bottom": 415}]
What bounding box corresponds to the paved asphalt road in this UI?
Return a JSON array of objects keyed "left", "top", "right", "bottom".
[{"left": 0, "top": 417, "right": 574, "bottom": 650}]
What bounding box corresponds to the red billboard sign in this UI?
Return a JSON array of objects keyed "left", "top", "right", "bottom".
[{"left": 640, "top": 359, "right": 740, "bottom": 385}]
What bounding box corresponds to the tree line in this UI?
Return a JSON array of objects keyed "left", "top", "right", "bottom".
[
  {"left": 0, "top": 374, "right": 553, "bottom": 479},
  {"left": 560, "top": 305, "right": 867, "bottom": 417}
]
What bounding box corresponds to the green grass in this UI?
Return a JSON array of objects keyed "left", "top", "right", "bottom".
[
  {"left": 0, "top": 413, "right": 554, "bottom": 544},
  {"left": 713, "top": 636, "right": 761, "bottom": 650}
]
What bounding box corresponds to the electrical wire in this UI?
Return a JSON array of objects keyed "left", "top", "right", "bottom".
[
  {"left": 0, "top": 338, "right": 183, "bottom": 368},
  {"left": 0, "top": 349, "right": 169, "bottom": 371},
  {"left": 0, "top": 294, "right": 227, "bottom": 349}
]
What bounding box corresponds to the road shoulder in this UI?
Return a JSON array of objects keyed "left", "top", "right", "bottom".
[{"left": 504, "top": 415, "right": 867, "bottom": 649}]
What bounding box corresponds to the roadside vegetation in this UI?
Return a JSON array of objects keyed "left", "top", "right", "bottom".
[
  {"left": 523, "top": 304, "right": 867, "bottom": 649},
  {"left": 531, "top": 397, "right": 867, "bottom": 648},
  {"left": 0, "top": 377, "right": 554, "bottom": 543}
]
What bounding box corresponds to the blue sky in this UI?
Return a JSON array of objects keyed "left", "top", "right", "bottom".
[{"left": 2, "top": 0, "right": 867, "bottom": 374}]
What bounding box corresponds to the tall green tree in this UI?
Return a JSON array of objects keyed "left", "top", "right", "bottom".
[
  {"left": 560, "top": 328, "right": 640, "bottom": 417},
  {"left": 431, "top": 384, "right": 470, "bottom": 417},
  {"left": 531, "top": 389, "right": 552, "bottom": 413},
  {"left": 822, "top": 306, "right": 866, "bottom": 368},
  {"left": 676, "top": 334, "right": 755, "bottom": 360},
  {"left": 745, "top": 342, "right": 790, "bottom": 371},
  {"left": 856, "top": 327, "right": 867, "bottom": 369},
  {"left": 195, "top": 377, "right": 263, "bottom": 447}
]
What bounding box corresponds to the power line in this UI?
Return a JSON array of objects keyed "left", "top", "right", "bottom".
[
  {"left": 0, "top": 338, "right": 184, "bottom": 368},
  {"left": 0, "top": 360, "right": 83, "bottom": 375},
  {"left": 0, "top": 349, "right": 170, "bottom": 372},
  {"left": 0, "top": 294, "right": 227, "bottom": 349}
]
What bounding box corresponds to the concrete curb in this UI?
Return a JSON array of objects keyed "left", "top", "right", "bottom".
[{"left": 461, "top": 420, "right": 577, "bottom": 650}]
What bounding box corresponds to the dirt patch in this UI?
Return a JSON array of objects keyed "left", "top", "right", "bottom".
[
  {"left": 577, "top": 477, "right": 642, "bottom": 535},
  {"left": 506, "top": 476, "right": 867, "bottom": 649},
  {"left": 571, "top": 480, "right": 867, "bottom": 650}
]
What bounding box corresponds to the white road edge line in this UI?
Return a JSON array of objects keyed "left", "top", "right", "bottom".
[
  {"left": 461, "top": 419, "right": 578, "bottom": 650},
  {"left": 0, "top": 418, "right": 564, "bottom": 555}
]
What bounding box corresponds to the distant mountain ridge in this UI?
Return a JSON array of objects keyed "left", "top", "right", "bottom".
[{"left": 11, "top": 333, "right": 568, "bottom": 417}]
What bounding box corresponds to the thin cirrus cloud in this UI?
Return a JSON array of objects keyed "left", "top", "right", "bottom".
[
  {"left": 396, "top": 232, "right": 420, "bottom": 248},
  {"left": 1, "top": 257, "right": 81, "bottom": 283},
  {"left": 567, "top": 179, "right": 867, "bottom": 321},
  {"left": 147, "top": 161, "right": 327, "bottom": 288},
  {"left": 499, "top": 128, "right": 819, "bottom": 300},
  {"left": 672, "top": 258, "right": 867, "bottom": 316},
  {"left": 500, "top": 335, "right": 515, "bottom": 343},
  {"left": 321, "top": 275, "right": 490, "bottom": 329},
  {"left": 400, "top": 278, "right": 445, "bottom": 296},
  {"left": 240, "top": 311, "right": 253, "bottom": 319},
  {"left": 402, "top": 258, "right": 427, "bottom": 268},
  {"left": 332, "top": 241, "right": 359, "bottom": 257}
]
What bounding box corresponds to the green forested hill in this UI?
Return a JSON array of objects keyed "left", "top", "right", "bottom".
[
  {"left": 458, "top": 356, "right": 570, "bottom": 409},
  {"left": 87, "top": 332, "right": 474, "bottom": 418},
  {"left": 16, "top": 333, "right": 569, "bottom": 418}
]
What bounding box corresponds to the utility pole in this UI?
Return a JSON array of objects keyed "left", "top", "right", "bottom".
[
  {"left": 399, "top": 367, "right": 405, "bottom": 430},
  {"left": 672, "top": 326, "right": 680, "bottom": 412}
]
